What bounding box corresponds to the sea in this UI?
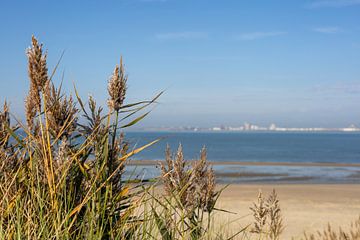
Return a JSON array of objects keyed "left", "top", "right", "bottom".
[{"left": 123, "top": 131, "right": 360, "bottom": 184}]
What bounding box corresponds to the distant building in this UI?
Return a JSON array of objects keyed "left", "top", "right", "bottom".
[
  {"left": 269, "top": 123, "right": 276, "bottom": 131},
  {"left": 342, "top": 124, "right": 359, "bottom": 132},
  {"left": 243, "top": 122, "right": 251, "bottom": 130}
]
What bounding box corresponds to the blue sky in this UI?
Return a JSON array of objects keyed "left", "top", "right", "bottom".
[{"left": 1, "top": 0, "right": 360, "bottom": 128}]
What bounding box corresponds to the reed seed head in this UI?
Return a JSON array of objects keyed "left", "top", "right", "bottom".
[
  {"left": 46, "top": 83, "right": 78, "bottom": 138},
  {"left": 161, "top": 145, "right": 218, "bottom": 214},
  {"left": 25, "top": 36, "right": 49, "bottom": 131},
  {"left": 201, "top": 166, "right": 216, "bottom": 213},
  {"left": 160, "top": 144, "right": 194, "bottom": 209},
  {"left": 0, "top": 101, "right": 9, "bottom": 128},
  {"left": 27, "top": 36, "right": 49, "bottom": 92},
  {"left": 192, "top": 147, "right": 217, "bottom": 212},
  {"left": 25, "top": 86, "right": 41, "bottom": 132},
  {"left": 250, "top": 190, "right": 268, "bottom": 234},
  {"left": 266, "top": 189, "right": 283, "bottom": 240},
  {"left": 0, "top": 101, "right": 10, "bottom": 146},
  {"left": 107, "top": 57, "right": 127, "bottom": 112},
  {"left": 54, "top": 138, "right": 70, "bottom": 179}
]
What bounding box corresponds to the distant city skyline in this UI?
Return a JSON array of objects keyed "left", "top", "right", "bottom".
[
  {"left": 1, "top": 0, "right": 360, "bottom": 128},
  {"left": 135, "top": 121, "right": 360, "bottom": 132}
]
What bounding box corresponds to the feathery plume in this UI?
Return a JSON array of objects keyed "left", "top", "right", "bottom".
[
  {"left": 193, "top": 147, "right": 217, "bottom": 213},
  {"left": 250, "top": 190, "right": 268, "bottom": 234},
  {"left": 27, "top": 36, "right": 49, "bottom": 92},
  {"left": 161, "top": 145, "right": 175, "bottom": 195},
  {"left": 0, "top": 101, "right": 10, "bottom": 146},
  {"left": 25, "top": 36, "right": 49, "bottom": 131},
  {"left": 161, "top": 145, "right": 218, "bottom": 213},
  {"left": 201, "top": 166, "right": 216, "bottom": 213},
  {"left": 53, "top": 138, "right": 70, "bottom": 179},
  {"left": 25, "top": 86, "right": 40, "bottom": 132},
  {"left": 160, "top": 144, "right": 194, "bottom": 209},
  {"left": 266, "top": 189, "right": 283, "bottom": 240},
  {"left": 107, "top": 57, "right": 127, "bottom": 112},
  {"left": 46, "top": 83, "right": 78, "bottom": 139}
]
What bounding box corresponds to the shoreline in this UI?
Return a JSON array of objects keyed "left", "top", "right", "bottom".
[
  {"left": 128, "top": 159, "right": 360, "bottom": 167},
  {"left": 125, "top": 160, "right": 360, "bottom": 184}
]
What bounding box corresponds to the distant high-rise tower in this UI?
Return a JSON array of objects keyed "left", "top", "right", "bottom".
[{"left": 244, "top": 122, "right": 251, "bottom": 130}]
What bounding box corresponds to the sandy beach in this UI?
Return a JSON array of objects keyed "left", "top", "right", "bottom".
[{"left": 215, "top": 184, "right": 360, "bottom": 239}]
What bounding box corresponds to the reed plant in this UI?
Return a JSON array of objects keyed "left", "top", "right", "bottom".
[
  {"left": 249, "top": 190, "right": 283, "bottom": 240},
  {"left": 152, "top": 145, "right": 221, "bottom": 239},
  {"left": 0, "top": 36, "right": 161, "bottom": 239}
]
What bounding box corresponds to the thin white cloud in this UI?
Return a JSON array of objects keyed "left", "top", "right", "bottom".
[
  {"left": 235, "top": 31, "right": 286, "bottom": 41},
  {"left": 313, "top": 27, "right": 341, "bottom": 34},
  {"left": 307, "top": 0, "right": 360, "bottom": 8},
  {"left": 155, "top": 32, "right": 208, "bottom": 40}
]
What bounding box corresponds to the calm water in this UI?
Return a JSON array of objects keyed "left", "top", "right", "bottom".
[
  {"left": 126, "top": 131, "right": 360, "bottom": 163},
  {"left": 123, "top": 131, "right": 360, "bottom": 183}
]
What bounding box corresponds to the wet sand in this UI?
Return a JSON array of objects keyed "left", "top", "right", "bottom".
[
  {"left": 129, "top": 159, "right": 360, "bottom": 167},
  {"left": 216, "top": 184, "right": 360, "bottom": 239}
]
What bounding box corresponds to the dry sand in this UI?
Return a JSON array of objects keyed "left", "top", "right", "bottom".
[{"left": 216, "top": 184, "right": 360, "bottom": 239}]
